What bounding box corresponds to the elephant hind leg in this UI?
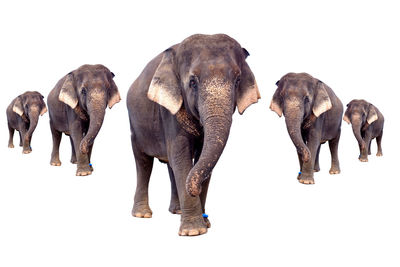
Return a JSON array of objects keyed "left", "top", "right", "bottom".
[
  {"left": 8, "top": 124, "right": 15, "bottom": 148},
  {"left": 328, "top": 132, "right": 341, "bottom": 174},
  {"left": 314, "top": 144, "right": 321, "bottom": 172},
  {"left": 368, "top": 139, "right": 372, "bottom": 155},
  {"left": 167, "top": 164, "right": 181, "bottom": 214},
  {"left": 19, "top": 131, "right": 23, "bottom": 147},
  {"left": 69, "top": 137, "right": 77, "bottom": 164},
  {"left": 131, "top": 136, "right": 153, "bottom": 218},
  {"left": 376, "top": 131, "right": 383, "bottom": 156}
]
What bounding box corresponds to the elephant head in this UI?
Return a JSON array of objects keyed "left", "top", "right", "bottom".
[
  {"left": 147, "top": 34, "right": 260, "bottom": 196},
  {"left": 343, "top": 99, "right": 378, "bottom": 150},
  {"left": 12, "top": 91, "right": 47, "bottom": 152},
  {"left": 270, "top": 73, "right": 333, "bottom": 163},
  {"left": 58, "top": 64, "right": 121, "bottom": 154}
]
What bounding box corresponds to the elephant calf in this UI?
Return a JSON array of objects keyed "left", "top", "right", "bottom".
[
  {"left": 343, "top": 99, "right": 384, "bottom": 162},
  {"left": 7, "top": 91, "right": 47, "bottom": 153},
  {"left": 47, "top": 64, "right": 121, "bottom": 176},
  {"left": 270, "top": 73, "right": 343, "bottom": 184},
  {"left": 127, "top": 34, "right": 260, "bottom": 236}
]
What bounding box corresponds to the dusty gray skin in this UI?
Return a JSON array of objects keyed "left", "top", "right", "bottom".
[
  {"left": 6, "top": 91, "right": 47, "bottom": 153},
  {"left": 343, "top": 99, "right": 384, "bottom": 161},
  {"left": 127, "top": 34, "right": 260, "bottom": 236},
  {"left": 47, "top": 64, "right": 121, "bottom": 176},
  {"left": 270, "top": 73, "right": 343, "bottom": 184}
]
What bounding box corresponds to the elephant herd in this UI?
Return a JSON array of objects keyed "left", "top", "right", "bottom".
[{"left": 6, "top": 34, "right": 384, "bottom": 236}]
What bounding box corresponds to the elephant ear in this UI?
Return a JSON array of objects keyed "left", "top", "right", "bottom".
[
  {"left": 343, "top": 114, "right": 351, "bottom": 124},
  {"left": 108, "top": 74, "right": 121, "bottom": 109},
  {"left": 367, "top": 105, "right": 378, "bottom": 124},
  {"left": 40, "top": 105, "right": 48, "bottom": 116},
  {"left": 12, "top": 96, "right": 24, "bottom": 116},
  {"left": 147, "top": 48, "right": 182, "bottom": 115},
  {"left": 59, "top": 73, "right": 78, "bottom": 109},
  {"left": 269, "top": 82, "right": 283, "bottom": 117},
  {"left": 312, "top": 82, "right": 332, "bottom": 117},
  {"left": 236, "top": 49, "right": 261, "bottom": 114}
]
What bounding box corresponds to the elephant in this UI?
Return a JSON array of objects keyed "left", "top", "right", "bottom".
[
  {"left": 47, "top": 64, "right": 121, "bottom": 176},
  {"left": 6, "top": 91, "right": 47, "bottom": 153},
  {"left": 343, "top": 99, "right": 384, "bottom": 162},
  {"left": 270, "top": 73, "right": 343, "bottom": 184},
  {"left": 127, "top": 34, "right": 260, "bottom": 236}
]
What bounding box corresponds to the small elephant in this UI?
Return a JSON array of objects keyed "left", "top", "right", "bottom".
[
  {"left": 6, "top": 91, "right": 47, "bottom": 153},
  {"left": 47, "top": 64, "right": 121, "bottom": 176},
  {"left": 127, "top": 34, "right": 260, "bottom": 236},
  {"left": 343, "top": 99, "right": 384, "bottom": 162},
  {"left": 270, "top": 73, "right": 343, "bottom": 184}
]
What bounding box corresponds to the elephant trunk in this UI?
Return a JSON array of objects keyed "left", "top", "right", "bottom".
[
  {"left": 80, "top": 91, "right": 106, "bottom": 154},
  {"left": 284, "top": 104, "right": 311, "bottom": 163},
  {"left": 185, "top": 78, "right": 234, "bottom": 197},
  {"left": 186, "top": 115, "right": 232, "bottom": 197},
  {"left": 24, "top": 107, "right": 40, "bottom": 147},
  {"left": 351, "top": 117, "right": 365, "bottom": 150}
]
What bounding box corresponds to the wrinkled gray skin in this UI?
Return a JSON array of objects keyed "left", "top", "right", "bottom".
[
  {"left": 47, "top": 64, "right": 121, "bottom": 176},
  {"left": 6, "top": 91, "right": 47, "bottom": 153},
  {"left": 127, "top": 34, "right": 260, "bottom": 236},
  {"left": 270, "top": 73, "right": 343, "bottom": 184},
  {"left": 343, "top": 99, "right": 384, "bottom": 161}
]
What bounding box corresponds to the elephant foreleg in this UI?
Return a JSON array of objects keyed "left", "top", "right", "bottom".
[
  {"left": 50, "top": 122, "right": 62, "bottom": 166},
  {"left": 360, "top": 132, "right": 371, "bottom": 162},
  {"left": 376, "top": 131, "right": 383, "bottom": 156},
  {"left": 200, "top": 176, "right": 211, "bottom": 228},
  {"left": 169, "top": 136, "right": 207, "bottom": 236},
  {"left": 70, "top": 123, "right": 91, "bottom": 176},
  {"left": 131, "top": 135, "right": 153, "bottom": 218},
  {"left": 8, "top": 123, "right": 15, "bottom": 148},
  {"left": 328, "top": 132, "right": 341, "bottom": 174},
  {"left": 298, "top": 134, "right": 320, "bottom": 184}
]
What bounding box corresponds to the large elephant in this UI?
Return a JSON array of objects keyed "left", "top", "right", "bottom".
[
  {"left": 47, "top": 64, "right": 121, "bottom": 176},
  {"left": 127, "top": 34, "right": 260, "bottom": 236},
  {"left": 343, "top": 99, "right": 384, "bottom": 161},
  {"left": 6, "top": 91, "right": 47, "bottom": 153},
  {"left": 270, "top": 73, "right": 343, "bottom": 184}
]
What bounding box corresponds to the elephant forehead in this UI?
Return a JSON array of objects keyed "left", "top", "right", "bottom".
[
  {"left": 29, "top": 105, "right": 39, "bottom": 112},
  {"left": 202, "top": 78, "right": 231, "bottom": 97},
  {"left": 89, "top": 88, "right": 106, "bottom": 100},
  {"left": 284, "top": 98, "right": 302, "bottom": 108}
]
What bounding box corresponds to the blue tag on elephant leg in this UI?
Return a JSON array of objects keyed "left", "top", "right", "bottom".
[{"left": 202, "top": 213, "right": 208, "bottom": 218}]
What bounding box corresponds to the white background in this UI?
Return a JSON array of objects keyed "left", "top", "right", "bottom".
[{"left": 0, "top": 0, "right": 399, "bottom": 266}]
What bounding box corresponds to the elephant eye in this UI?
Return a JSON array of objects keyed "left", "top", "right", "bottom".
[
  {"left": 189, "top": 77, "right": 198, "bottom": 91},
  {"left": 235, "top": 77, "right": 241, "bottom": 89},
  {"left": 81, "top": 87, "right": 87, "bottom": 95}
]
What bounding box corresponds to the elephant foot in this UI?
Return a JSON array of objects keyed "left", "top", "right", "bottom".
[
  {"left": 132, "top": 203, "right": 152, "bottom": 218},
  {"left": 313, "top": 166, "right": 320, "bottom": 172},
  {"left": 376, "top": 151, "right": 383, "bottom": 157},
  {"left": 298, "top": 173, "right": 315, "bottom": 185},
  {"left": 359, "top": 157, "right": 368, "bottom": 162},
  {"left": 203, "top": 216, "right": 211, "bottom": 228},
  {"left": 169, "top": 201, "right": 182, "bottom": 214},
  {"left": 8, "top": 143, "right": 14, "bottom": 148},
  {"left": 329, "top": 167, "right": 340, "bottom": 175},
  {"left": 179, "top": 215, "right": 208, "bottom": 236},
  {"left": 50, "top": 158, "right": 62, "bottom": 166},
  {"left": 70, "top": 158, "right": 77, "bottom": 164},
  {"left": 76, "top": 165, "right": 92, "bottom": 176},
  {"left": 23, "top": 148, "right": 32, "bottom": 154}
]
